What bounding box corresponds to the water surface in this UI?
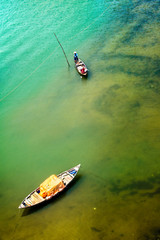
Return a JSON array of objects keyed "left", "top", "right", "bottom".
[{"left": 0, "top": 0, "right": 160, "bottom": 239}]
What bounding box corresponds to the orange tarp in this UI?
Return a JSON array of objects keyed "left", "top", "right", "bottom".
[{"left": 39, "top": 175, "right": 64, "bottom": 198}]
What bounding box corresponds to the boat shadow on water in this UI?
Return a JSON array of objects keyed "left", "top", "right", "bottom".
[
  {"left": 80, "top": 71, "right": 92, "bottom": 82},
  {"left": 21, "top": 174, "right": 82, "bottom": 217}
]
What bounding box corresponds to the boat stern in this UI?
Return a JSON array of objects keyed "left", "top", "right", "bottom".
[
  {"left": 68, "top": 164, "right": 81, "bottom": 176},
  {"left": 75, "top": 164, "right": 81, "bottom": 171},
  {"left": 18, "top": 203, "right": 25, "bottom": 209}
]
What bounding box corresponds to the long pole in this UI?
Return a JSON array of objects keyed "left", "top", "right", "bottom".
[{"left": 54, "top": 33, "right": 70, "bottom": 67}]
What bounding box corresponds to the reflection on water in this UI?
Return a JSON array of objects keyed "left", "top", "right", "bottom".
[{"left": 0, "top": 0, "right": 160, "bottom": 239}]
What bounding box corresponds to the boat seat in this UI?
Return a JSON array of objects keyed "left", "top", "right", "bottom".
[
  {"left": 24, "top": 199, "right": 31, "bottom": 206},
  {"left": 32, "top": 192, "right": 44, "bottom": 202},
  {"left": 34, "top": 192, "right": 44, "bottom": 200}
]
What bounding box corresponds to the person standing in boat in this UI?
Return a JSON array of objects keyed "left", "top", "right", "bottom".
[{"left": 74, "top": 51, "right": 78, "bottom": 62}]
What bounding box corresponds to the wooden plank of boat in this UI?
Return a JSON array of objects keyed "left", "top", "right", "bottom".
[
  {"left": 18, "top": 164, "right": 81, "bottom": 209},
  {"left": 75, "top": 59, "right": 88, "bottom": 77}
]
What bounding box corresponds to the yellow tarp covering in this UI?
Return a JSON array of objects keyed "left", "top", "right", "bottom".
[{"left": 39, "top": 175, "right": 64, "bottom": 198}]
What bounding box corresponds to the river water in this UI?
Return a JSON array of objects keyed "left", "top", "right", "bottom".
[{"left": 0, "top": 0, "right": 160, "bottom": 239}]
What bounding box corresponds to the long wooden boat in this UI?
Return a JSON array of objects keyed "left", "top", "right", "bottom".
[
  {"left": 18, "top": 164, "right": 81, "bottom": 209},
  {"left": 75, "top": 59, "right": 88, "bottom": 77}
]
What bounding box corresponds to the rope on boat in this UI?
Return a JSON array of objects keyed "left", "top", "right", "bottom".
[{"left": 0, "top": 5, "right": 110, "bottom": 103}]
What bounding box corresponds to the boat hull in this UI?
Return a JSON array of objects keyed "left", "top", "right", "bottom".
[
  {"left": 18, "top": 164, "right": 81, "bottom": 209},
  {"left": 75, "top": 59, "right": 88, "bottom": 77}
]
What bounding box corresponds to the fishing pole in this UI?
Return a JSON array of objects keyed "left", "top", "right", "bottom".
[{"left": 54, "top": 32, "right": 70, "bottom": 67}]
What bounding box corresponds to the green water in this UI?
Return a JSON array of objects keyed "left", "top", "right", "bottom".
[{"left": 0, "top": 0, "right": 160, "bottom": 239}]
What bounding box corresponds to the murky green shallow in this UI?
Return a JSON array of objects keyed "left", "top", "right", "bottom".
[{"left": 0, "top": 0, "right": 160, "bottom": 239}]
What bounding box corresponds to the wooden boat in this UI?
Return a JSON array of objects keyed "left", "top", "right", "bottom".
[
  {"left": 75, "top": 59, "right": 88, "bottom": 77},
  {"left": 18, "top": 164, "right": 81, "bottom": 209}
]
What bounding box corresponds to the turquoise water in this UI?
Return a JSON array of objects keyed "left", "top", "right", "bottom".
[{"left": 0, "top": 0, "right": 160, "bottom": 239}]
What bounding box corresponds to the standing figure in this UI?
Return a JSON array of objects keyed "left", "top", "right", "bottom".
[{"left": 74, "top": 51, "right": 78, "bottom": 62}]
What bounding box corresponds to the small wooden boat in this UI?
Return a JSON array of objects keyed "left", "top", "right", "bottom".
[
  {"left": 18, "top": 164, "right": 81, "bottom": 209},
  {"left": 75, "top": 59, "right": 88, "bottom": 77}
]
